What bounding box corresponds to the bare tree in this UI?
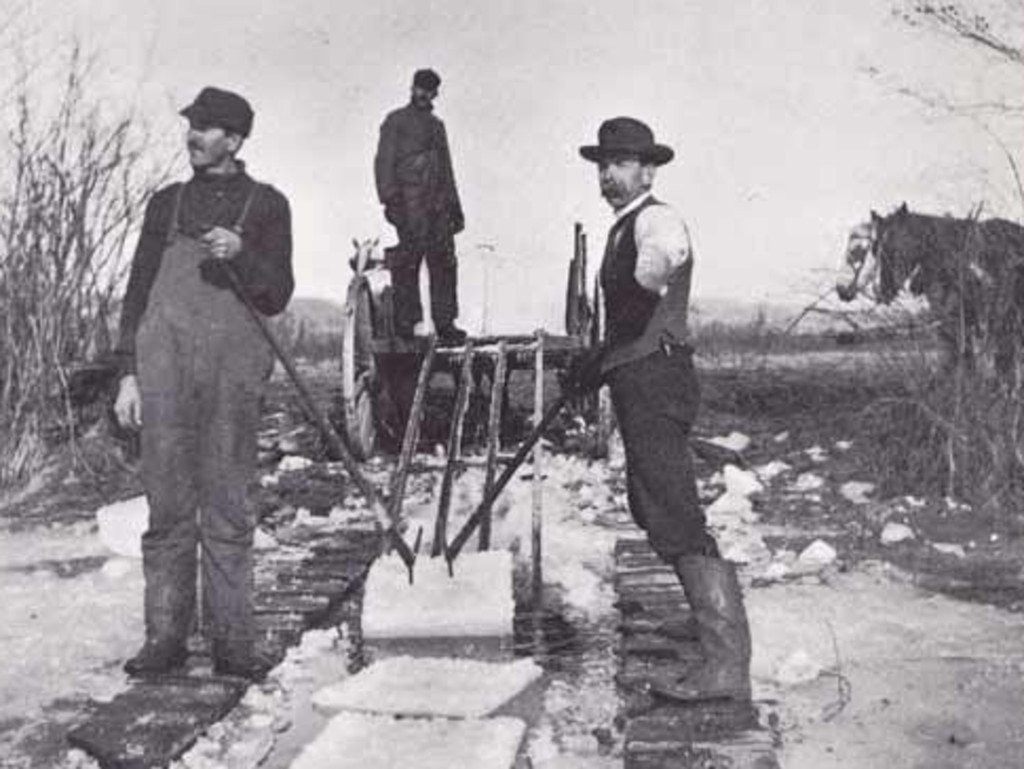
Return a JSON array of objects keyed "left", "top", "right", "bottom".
[
  {"left": 889, "top": 1, "right": 1024, "bottom": 206},
  {"left": 898, "top": 1, "right": 1024, "bottom": 65},
  {"left": 0, "top": 44, "right": 169, "bottom": 485}
]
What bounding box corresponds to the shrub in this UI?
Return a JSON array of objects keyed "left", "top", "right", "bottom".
[{"left": 0, "top": 47, "right": 166, "bottom": 485}]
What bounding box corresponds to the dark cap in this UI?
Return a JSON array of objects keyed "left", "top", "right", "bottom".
[
  {"left": 579, "top": 117, "right": 674, "bottom": 166},
  {"left": 412, "top": 68, "right": 441, "bottom": 92},
  {"left": 180, "top": 87, "right": 254, "bottom": 138}
]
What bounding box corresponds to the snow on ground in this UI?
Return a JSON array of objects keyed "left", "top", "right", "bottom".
[
  {"left": 12, "top": 424, "right": 1024, "bottom": 768},
  {"left": 173, "top": 629, "right": 352, "bottom": 769},
  {"left": 750, "top": 562, "right": 1024, "bottom": 767},
  {"left": 0, "top": 520, "right": 141, "bottom": 725}
]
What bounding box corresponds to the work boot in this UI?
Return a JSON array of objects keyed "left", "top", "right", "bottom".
[
  {"left": 650, "top": 556, "right": 752, "bottom": 703},
  {"left": 123, "top": 639, "right": 188, "bottom": 677},
  {"left": 212, "top": 640, "right": 276, "bottom": 682},
  {"left": 436, "top": 323, "right": 467, "bottom": 347}
]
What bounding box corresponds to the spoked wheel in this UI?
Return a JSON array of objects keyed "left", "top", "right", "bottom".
[{"left": 340, "top": 276, "right": 378, "bottom": 460}]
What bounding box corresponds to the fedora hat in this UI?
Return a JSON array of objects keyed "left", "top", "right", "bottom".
[{"left": 579, "top": 117, "right": 674, "bottom": 166}]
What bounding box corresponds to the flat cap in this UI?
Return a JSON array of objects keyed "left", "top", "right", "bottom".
[
  {"left": 180, "top": 87, "right": 254, "bottom": 137},
  {"left": 412, "top": 68, "right": 441, "bottom": 92}
]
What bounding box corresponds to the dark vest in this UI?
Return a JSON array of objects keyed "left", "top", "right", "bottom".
[
  {"left": 600, "top": 196, "right": 693, "bottom": 372},
  {"left": 601, "top": 196, "right": 663, "bottom": 347}
]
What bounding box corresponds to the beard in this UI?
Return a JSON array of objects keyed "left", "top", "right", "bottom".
[{"left": 601, "top": 184, "right": 628, "bottom": 207}]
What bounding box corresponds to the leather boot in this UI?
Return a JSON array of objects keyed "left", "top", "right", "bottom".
[
  {"left": 125, "top": 570, "right": 193, "bottom": 676},
  {"left": 212, "top": 639, "right": 275, "bottom": 682},
  {"left": 124, "top": 639, "right": 188, "bottom": 676},
  {"left": 436, "top": 323, "right": 468, "bottom": 347},
  {"left": 650, "top": 556, "right": 752, "bottom": 703}
]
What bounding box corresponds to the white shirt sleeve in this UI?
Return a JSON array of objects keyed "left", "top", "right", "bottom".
[{"left": 633, "top": 204, "right": 693, "bottom": 295}]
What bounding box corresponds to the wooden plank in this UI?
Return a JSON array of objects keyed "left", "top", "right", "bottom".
[
  {"left": 67, "top": 676, "right": 247, "bottom": 769},
  {"left": 258, "top": 576, "right": 355, "bottom": 597},
  {"left": 618, "top": 572, "right": 682, "bottom": 589},
  {"left": 67, "top": 518, "right": 376, "bottom": 768},
  {"left": 614, "top": 534, "right": 780, "bottom": 769},
  {"left": 252, "top": 592, "right": 331, "bottom": 614},
  {"left": 620, "top": 616, "right": 695, "bottom": 639},
  {"left": 628, "top": 702, "right": 763, "bottom": 743},
  {"left": 617, "top": 657, "right": 691, "bottom": 689},
  {"left": 620, "top": 633, "right": 690, "bottom": 660}
]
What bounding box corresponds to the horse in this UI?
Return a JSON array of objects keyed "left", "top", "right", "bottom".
[{"left": 835, "top": 203, "right": 1024, "bottom": 376}]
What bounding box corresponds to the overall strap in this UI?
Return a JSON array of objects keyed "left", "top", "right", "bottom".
[{"left": 233, "top": 183, "right": 262, "bottom": 234}]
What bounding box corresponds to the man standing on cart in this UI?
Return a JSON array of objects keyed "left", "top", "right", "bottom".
[
  {"left": 375, "top": 68, "right": 467, "bottom": 346},
  {"left": 569, "top": 117, "right": 752, "bottom": 703}
]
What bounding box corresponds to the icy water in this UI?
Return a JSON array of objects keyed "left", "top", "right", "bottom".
[
  {"left": 243, "top": 557, "right": 624, "bottom": 769},
  {"left": 203, "top": 452, "right": 630, "bottom": 769}
]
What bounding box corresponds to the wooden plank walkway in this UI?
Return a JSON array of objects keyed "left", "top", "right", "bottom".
[
  {"left": 67, "top": 527, "right": 379, "bottom": 769},
  {"left": 614, "top": 538, "right": 780, "bottom": 769}
]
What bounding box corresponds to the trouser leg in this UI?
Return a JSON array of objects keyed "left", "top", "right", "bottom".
[
  {"left": 388, "top": 239, "right": 425, "bottom": 335},
  {"left": 196, "top": 335, "right": 269, "bottom": 654},
  {"left": 609, "top": 348, "right": 753, "bottom": 687},
  {"left": 609, "top": 349, "right": 718, "bottom": 560},
  {"left": 425, "top": 231, "right": 458, "bottom": 328},
  {"left": 137, "top": 324, "right": 199, "bottom": 649}
]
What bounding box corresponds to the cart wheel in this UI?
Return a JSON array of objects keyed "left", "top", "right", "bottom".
[
  {"left": 595, "top": 386, "right": 613, "bottom": 459},
  {"left": 348, "top": 372, "right": 377, "bottom": 459},
  {"left": 340, "top": 276, "right": 377, "bottom": 459}
]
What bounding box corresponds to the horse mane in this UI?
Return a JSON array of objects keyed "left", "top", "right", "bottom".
[{"left": 875, "top": 205, "right": 977, "bottom": 302}]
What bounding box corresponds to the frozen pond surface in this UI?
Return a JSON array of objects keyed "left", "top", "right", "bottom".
[{"left": 6, "top": 437, "right": 1024, "bottom": 767}]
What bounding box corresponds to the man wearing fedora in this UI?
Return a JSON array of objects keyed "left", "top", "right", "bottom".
[
  {"left": 570, "top": 117, "right": 751, "bottom": 703},
  {"left": 375, "top": 68, "right": 467, "bottom": 346},
  {"left": 113, "top": 86, "right": 294, "bottom": 680}
]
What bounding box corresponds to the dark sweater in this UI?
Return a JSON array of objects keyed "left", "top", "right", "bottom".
[
  {"left": 374, "top": 102, "right": 463, "bottom": 224},
  {"left": 115, "top": 165, "right": 293, "bottom": 374}
]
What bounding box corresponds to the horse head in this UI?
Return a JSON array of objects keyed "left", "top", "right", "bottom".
[
  {"left": 835, "top": 217, "right": 879, "bottom": 302},
  {"left": 873, "top": 203, "right": 924, "bottom": 302},
  {"left": 836, "top": 204, "right": 923, "bottom": 304}
]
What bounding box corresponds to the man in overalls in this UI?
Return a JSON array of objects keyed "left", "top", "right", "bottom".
[
  {"left": 114, "top": 87, "right": 293, "bottom": 680},
  {"left": 569, "top": 117, "right": 752, "bottom": 702}
]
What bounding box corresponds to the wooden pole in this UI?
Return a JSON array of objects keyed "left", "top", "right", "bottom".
[
  {"left": 221, "top": 265, "right": 417, "bottom": 571},
  {"left": 532, "top": 331, "right": 545, "bottom": 603},
  {"left": 388, "top": 338, "right": 438, "bottom": 524},
  {"left": 432, "top": 344, "right": 475, "bottom": 556},
  {"left": 480, "top": 341, "right": 508, "bottom": 551},
  {"left": 445, "top": 393, "right": 567, "bottom": 566}
]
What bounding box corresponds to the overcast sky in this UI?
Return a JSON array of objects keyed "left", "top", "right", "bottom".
[{"left": 17, "top": 0, "right": 1024, "bottom": 332}]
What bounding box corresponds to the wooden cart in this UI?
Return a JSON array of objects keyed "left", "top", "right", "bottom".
[{"left": 337, "top": 224, "right": 603, "bottom": 460}]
